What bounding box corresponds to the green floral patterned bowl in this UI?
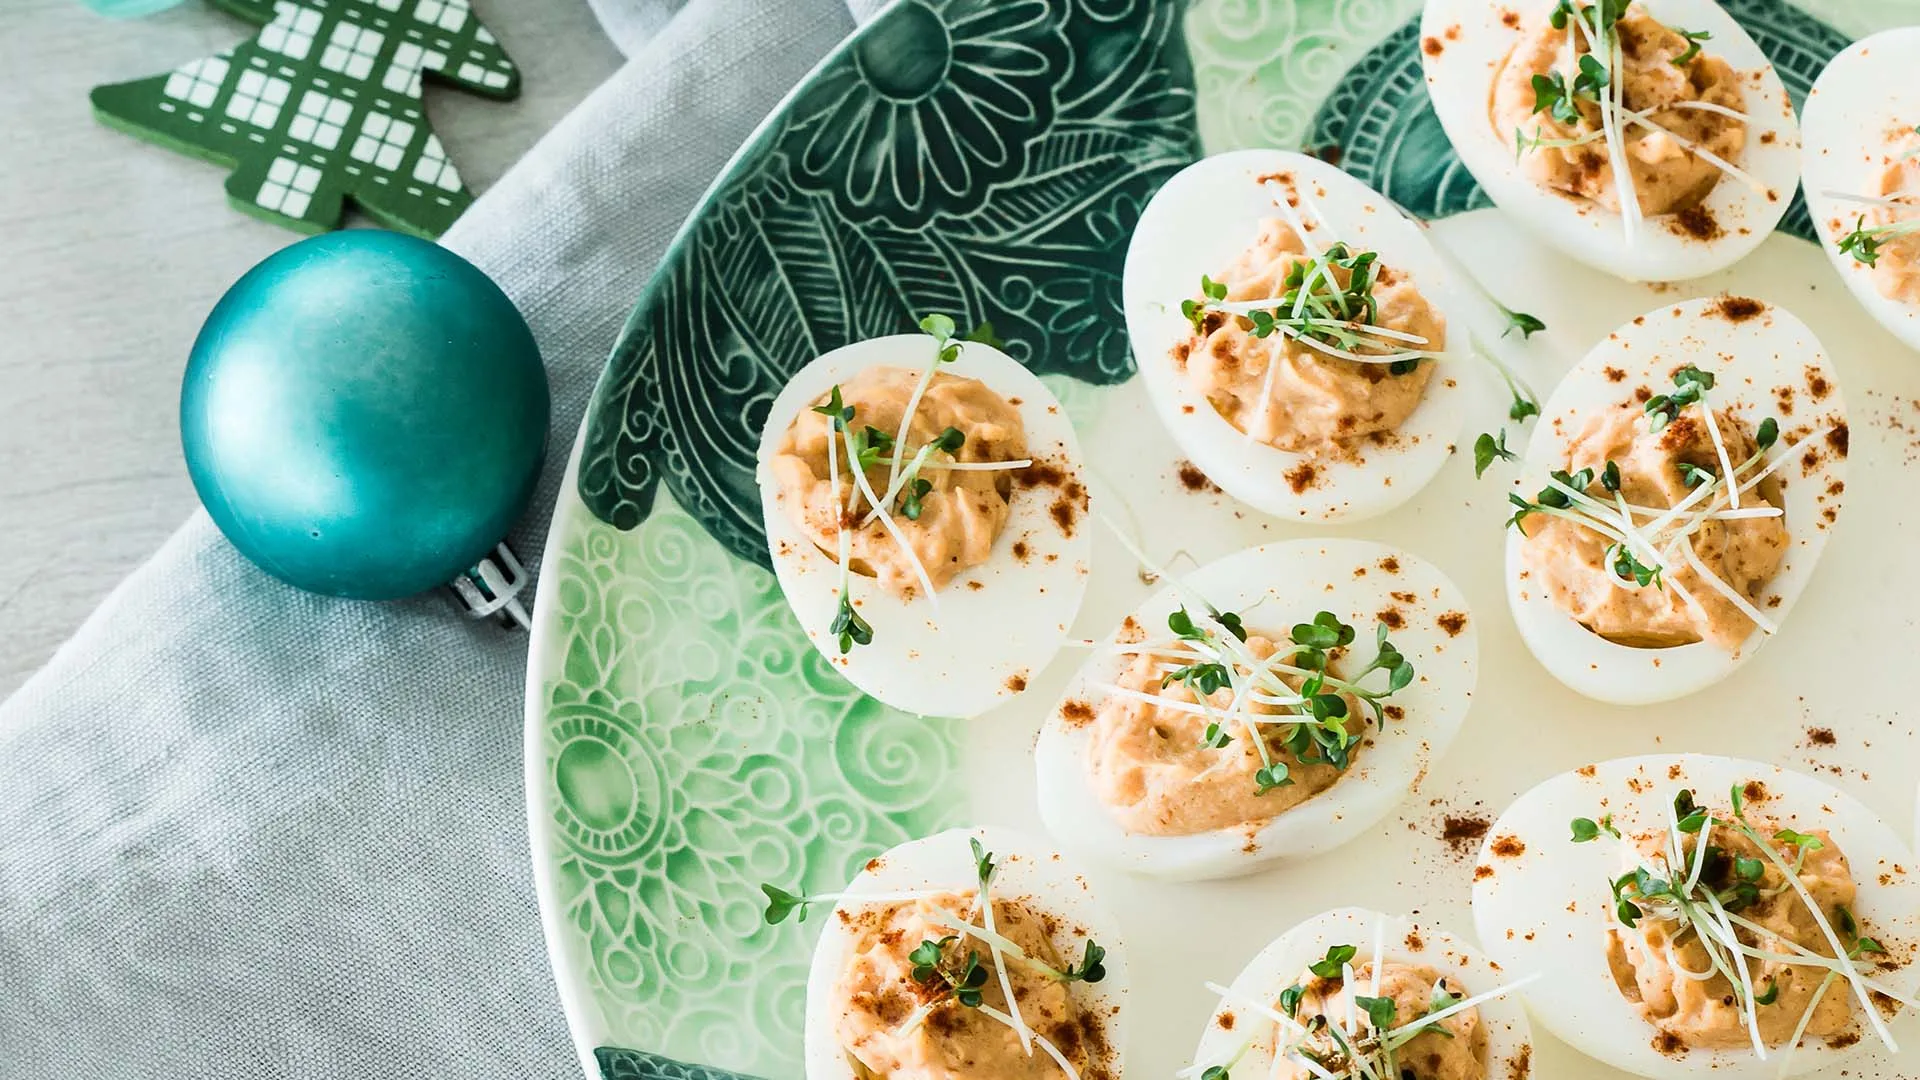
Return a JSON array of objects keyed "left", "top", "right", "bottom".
[{"left": 526, "top": 2, "right": 1920, "bottom": 1078}]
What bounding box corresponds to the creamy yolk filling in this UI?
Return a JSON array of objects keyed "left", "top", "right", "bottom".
[
  {"left": 1086, "top": 632, "right": 1367, "bottom": 836},
  {"left": 830, "top": 893, "right": 1108, "bottom": 1080},
  {"left": 1606, "top": 815, "right": 1860, "bottom": 1050},
  {"left": 1493, "top": 2, "right": 1748, "bottom": 220},
  {"left": 771, "top": 366, "right": 1026, "bottom": 598},
  {"left": 1519, "top": 400, "right": 1786, "bottom": 650},
  {"left": 1176, "top": 219, "right": 1444, "bottom": 456}
]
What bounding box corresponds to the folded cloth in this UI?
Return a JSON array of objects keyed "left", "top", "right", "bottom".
[
  {"left": 586, "top": 0, "right": 688, "bottom": 56},
  {"left": 0, "top": 0, "right": 855, "bottom": 1075}
]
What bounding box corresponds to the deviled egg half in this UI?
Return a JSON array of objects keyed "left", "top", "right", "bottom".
[
  {"left": 1124, "top": 149, "right": 1473, "bottom": 522},
  {"left": 1035, "top": 538, "right": 1478, "bottom": 881},
  {"left": 1803, "top": 26, "right": 1920, "bottom": 353},
  {"left": 757, "top": 319, "right": 1091, "bottom": 719},
  {"left": 1190, "top": 907, "right": 1536, "bottom": 1080},
  {"left": 1473, "top": 754, "right": 1920, "bottom": 1079},
  {"left": 1504, "top": 297, "right": 1847, "bottom": 704},
  {"left": 770, "top": 826, "right": 1127, "bottom": 1080},
  {"left": 1421, "top": 0, "right": 1800, "bottom": 282}
]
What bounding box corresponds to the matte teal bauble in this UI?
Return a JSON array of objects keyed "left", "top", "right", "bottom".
[{"left": 182, "top": 230, "right": 548, "bottom": 601}]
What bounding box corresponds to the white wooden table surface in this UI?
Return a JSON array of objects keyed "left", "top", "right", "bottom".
[{"left": 0, "top": 0, "right": 623, "bottom": 697}]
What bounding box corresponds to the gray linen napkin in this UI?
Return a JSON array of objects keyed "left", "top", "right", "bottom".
[{"left": 0, "top": 0, "right": 855, "bottom": 1074}]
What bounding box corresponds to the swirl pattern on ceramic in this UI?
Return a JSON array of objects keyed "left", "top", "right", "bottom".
[
  {"left": 538, "top": 495, "right": 964, "bottom": 1076},
  {"left": 576, "top": 0, "right": 1198, "bottom": 558}
]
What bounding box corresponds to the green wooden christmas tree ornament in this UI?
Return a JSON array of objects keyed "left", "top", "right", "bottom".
[{"left": 91, "top": 0, "right": 519, "bottom": 238}]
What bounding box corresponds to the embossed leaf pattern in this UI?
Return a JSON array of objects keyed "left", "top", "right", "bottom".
[
  {"left": 577, "top": 0, "right": 1198, "bottom": 560},
  {"left": 543, "top": 495, "right": 964, "bottom": 1076},
  {"left": 596, "top": 1047, "right": 766, "bottom": 1080}
]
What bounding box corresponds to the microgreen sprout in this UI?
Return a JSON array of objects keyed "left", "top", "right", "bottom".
[
  {"left": 761, "top": 883, "right": 810, "bottom": 925},
  {"left": 1355, "top": 994, "right": 1398, "bottom": 1032},
  {"left": 814, "top": 386, "right": 867, "bottom": 656},
  {"left": 1836, "top": 213, "right": 1920, "bottom": 268},
  {"left": 969, "top": 837, "right": 997, "bottom": 887},
  {"left": 811, "top": 385, "right": 854, "bottom": 426},
  {"left": 1605, "top": 541, "right": 1663, "bottom": 588},
  {"left": 964, "top": 320, "right": 1006, "bottom": 350},
  {"left": 1278, "top": 984, "right": 1306, "bottom": 1016},
  {"left": 1501, "top": 306, "right": 1547, "bottom": 340},
  {"left": 1474, "top": 430, "right": 1518, "bottom": 479},
  {"left": 1645, "top": 365, "right": 1714, "bottom": 433},
  {"left": 1531, "top": 55, "right": 1610, "bottom": 126},
  {"left": 1571, "top": 783, "right": 1916, "bottom": 1062},
  {"left": 831, "top": 594, "right": 873, "bottom": 654},
  {"left": 1471, "top": 339, "right": 1542, "bottom": 481},
  {"left": 1678, "top": 462, "right": 1716, "bottom": 488},
  {"left": 1670, "top": 27, "right": 1711, "bottom": 67},
  {"left": 1570, "top": 814, "right": 1620, "bottom": 842},
  {"left": 910, "top": 938, "right": 992, "bottom": 1007},
  {"left": 852, "top": 425, "right": 894, "bottom": 471},
  {"left": 921, "top": 313, "right": 962, "bottom": 363},
  {"left": 1310, "top": 945, "right": 1358, "bottom": 979},
  {"left": 1061, "top": 940, "right": 1108, "bottom": 984},
  {"left": 899, "top": 478, "right": 934, "bottom": 521},
  {"left": 1254, "top": 762, "right": 1292, "bottom": 794},
  {"left": 1550, "top": 0, "right": 1630, "bottom": 35},
  {"left": 1182, "top": 275, "right": 1230, "bottom": 332}
]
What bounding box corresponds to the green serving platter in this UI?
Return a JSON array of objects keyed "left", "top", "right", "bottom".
[{"left": 525, "top": 1, "right": 1920, "bottom": 1077}]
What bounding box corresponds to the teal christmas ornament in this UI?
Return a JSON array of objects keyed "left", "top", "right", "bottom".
[
  {"left": 83, "top": 0, "right": 185, "bottom": 16},
  {"left": 181, "top": 230, "right": 548, "bottom": 621}
]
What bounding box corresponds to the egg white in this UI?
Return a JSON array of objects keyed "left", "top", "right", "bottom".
[
  {"left": 1123, "top": 149, "right": 1473, "bottom": 523},
  {"left": 1803, "top": 26, "right": 1920, "bottom": 354},
  {"left": 757, "top": 335, "right": 1091, "bottom": 719},
  {"left": 1034, "top": 538, "right": 1478, "bottom": 882},
  {"left": 801, "top": 826, "right": 1129, "bottom": 1080},
  {"left": 1472, "top": 753, "right": 1920, "bottom": 1080},
  {"left": 1191, "top": 906, "right": 1535, "bottom": 1079},
  {"left": 1504, "top": 297, "right": 1847, "bottom": 705},
  {"left": 1421, "top": 0, "right": 1801, "bottom": 282}
]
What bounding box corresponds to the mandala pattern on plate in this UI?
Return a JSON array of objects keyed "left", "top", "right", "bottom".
[
  {"left": 538, "top": 493, "right": 964, "bottom": 1076},
  {"left": 575, "top": 0, "right": 1198, "bottom": 562}
]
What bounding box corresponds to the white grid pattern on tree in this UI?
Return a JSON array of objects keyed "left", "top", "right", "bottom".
[
  {"left": 161, "top": 57, "right": 230, "bottom": 110},
  {"left": 94, "top": 0, "right": 518, "bottom": 233},
  {"left": 256, "top": 156, "right": 323, "bottom": 217},
  {"left": 258, "top": 7, "right": 323, "bottom": 61}
]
